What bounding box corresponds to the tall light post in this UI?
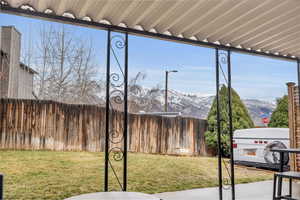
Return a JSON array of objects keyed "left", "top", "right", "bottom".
[{"left": 165, "top": 70, "right": 178, "bottom": 112}]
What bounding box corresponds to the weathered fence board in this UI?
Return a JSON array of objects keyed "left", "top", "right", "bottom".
[{"left": 0, "top": 99, "right": 208, "bottom": 156}]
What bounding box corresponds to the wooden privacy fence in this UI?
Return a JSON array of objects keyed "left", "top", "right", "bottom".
[
  {"left": 287, "top": 82, "right": 300, "bottom": 172},
  {"left": 0, "top": 99, "right": 208, "bottom": 156}
]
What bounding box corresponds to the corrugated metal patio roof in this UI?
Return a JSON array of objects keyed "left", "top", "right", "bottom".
[{"left": 1, "top": 0, "right": 300, "bottom": 60}]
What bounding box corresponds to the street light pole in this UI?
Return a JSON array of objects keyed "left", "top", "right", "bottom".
[
  {"left": 165, "top": 71, "right": 168, "bottom": 112},
  {"left": 165, "top": 70, "right": 178, "bottom": 112}
]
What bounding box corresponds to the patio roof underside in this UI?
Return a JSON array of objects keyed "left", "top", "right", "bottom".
[{"left": 1, "top": 0, "right": 300, "bottom": 60}]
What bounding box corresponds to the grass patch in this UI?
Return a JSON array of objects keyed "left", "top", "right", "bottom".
[{"left": 0, "top": 150, "right": 273, "bottom": 200}]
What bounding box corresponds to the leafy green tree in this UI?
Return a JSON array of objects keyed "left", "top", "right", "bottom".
[
  {"left": 268, "top": 95, "right": 288, "bottom": 128},
  {"left": 205, "top": 85, "right": 254, "bottom": 156}
]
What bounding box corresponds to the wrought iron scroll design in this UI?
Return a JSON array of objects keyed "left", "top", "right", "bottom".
[
  {"left": 216, "top": 49, "right": 235, "bottom": 200},
  {"left": 217, "top": 51, "right": 231, "bottom": 189},
  {"left": 105, "top": 31, "right": 128, "bottom": 192}
]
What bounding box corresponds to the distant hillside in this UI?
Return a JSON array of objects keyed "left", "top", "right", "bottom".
[{"left": 128, "top": 87, "right": 275, "bottom": 126}]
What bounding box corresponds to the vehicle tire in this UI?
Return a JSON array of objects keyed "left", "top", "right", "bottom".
[{"left": 263, "top": 141, "right": 289, "bottom": 165}]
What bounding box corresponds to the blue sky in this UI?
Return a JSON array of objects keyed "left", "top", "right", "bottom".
[{"left": 0, "top": 13, "right": 297, "bottom": 102}]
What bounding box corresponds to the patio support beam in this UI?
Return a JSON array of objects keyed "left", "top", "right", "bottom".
[
  {"left": 216, "top": 48, "right": 223, "bottom": 200},
  {"left": 123, "top": 32, "right": 128, "bottom": 191},
  {"left": 216, "top": 49, "right": 235, "bottom": 200},
  {"left": 227, "top": 50, "right": 235, "bottom": 200},
  {"left": 104, "top": 29, "right": 111, "bottom": 192},
  {"left": 0, "top": 174, "right": 3, "bottom": 200},
  {"left": 104, "top": 30, "right": 128, "bottom": 192}
]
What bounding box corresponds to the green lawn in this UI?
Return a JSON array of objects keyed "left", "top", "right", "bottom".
[{"left": 0, "top": 151, "right": 273, "bottom": 200}]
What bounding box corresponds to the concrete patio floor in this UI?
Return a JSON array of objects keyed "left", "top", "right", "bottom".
[{"left": 154, "top": 180, "right": 300, "bottom": 200}]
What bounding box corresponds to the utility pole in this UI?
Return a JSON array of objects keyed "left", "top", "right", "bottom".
[{"left": 165, "top": 70, "right": 178, "bottom": 112}]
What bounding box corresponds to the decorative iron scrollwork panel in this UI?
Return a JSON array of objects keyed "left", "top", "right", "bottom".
[
  {"left": 216, "top": 50, "right": 234, "bottom": 192},
  {"left": 105, "top": 31, "right": 128, "bottom": 191}
]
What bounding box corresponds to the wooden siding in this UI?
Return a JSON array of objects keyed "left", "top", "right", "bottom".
[
  {"left": 287, "top": 82, "right": 300, "bottom": 172},
  {"left": 1, "top": 27, "right": 20, "bottom": 98},
  {"left": 0, "top": 99, "right": 208, "bottom": 156},
  {"left": 0, "top": 26, "right": 34, "bottom": 99},
  {"left": 17, "top": 66, "right": 34, "bottom": 99}
]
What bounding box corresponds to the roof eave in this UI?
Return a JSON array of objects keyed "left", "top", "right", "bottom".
[{"left": 0, "top": 4, "right": 299, "bottom": 62}]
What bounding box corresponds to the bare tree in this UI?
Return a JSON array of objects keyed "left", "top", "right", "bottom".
[
  {"left": 70, "top": 39, "right": 100, "bottom": 104},
  {"left": 50, "top": 26, "right": 75, "bottom": 101},
  {"left": 31, "top": 25, "right": 102, "bottom": 104},
  {"left": 34, "top": 25, "right": 53, "bottom": 99},
  {"left": 25, "top": 25, "right": 163, "bottom": 109},
  {"left": 129, "top": 72, "right": 146, "bottom": 96},
  {"left": 128, "top": 72, "right": 162, "bottom": 112}
]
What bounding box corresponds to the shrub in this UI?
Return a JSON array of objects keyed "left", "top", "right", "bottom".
[{"left": 205, "top": 85, "right": 254, "bottom": 157}]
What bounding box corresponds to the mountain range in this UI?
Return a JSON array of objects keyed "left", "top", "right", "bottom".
[{"left": 130, "top": 88, "right": 276, "bottom": 126}]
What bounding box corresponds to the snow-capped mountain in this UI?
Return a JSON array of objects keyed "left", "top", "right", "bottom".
[{"left": 130, "top": 87, "right": 276, "bottom": 126}]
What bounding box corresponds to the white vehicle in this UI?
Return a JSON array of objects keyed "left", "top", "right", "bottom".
[{"left": 233, "top": 128, "right": 290, "bottom": 170}]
